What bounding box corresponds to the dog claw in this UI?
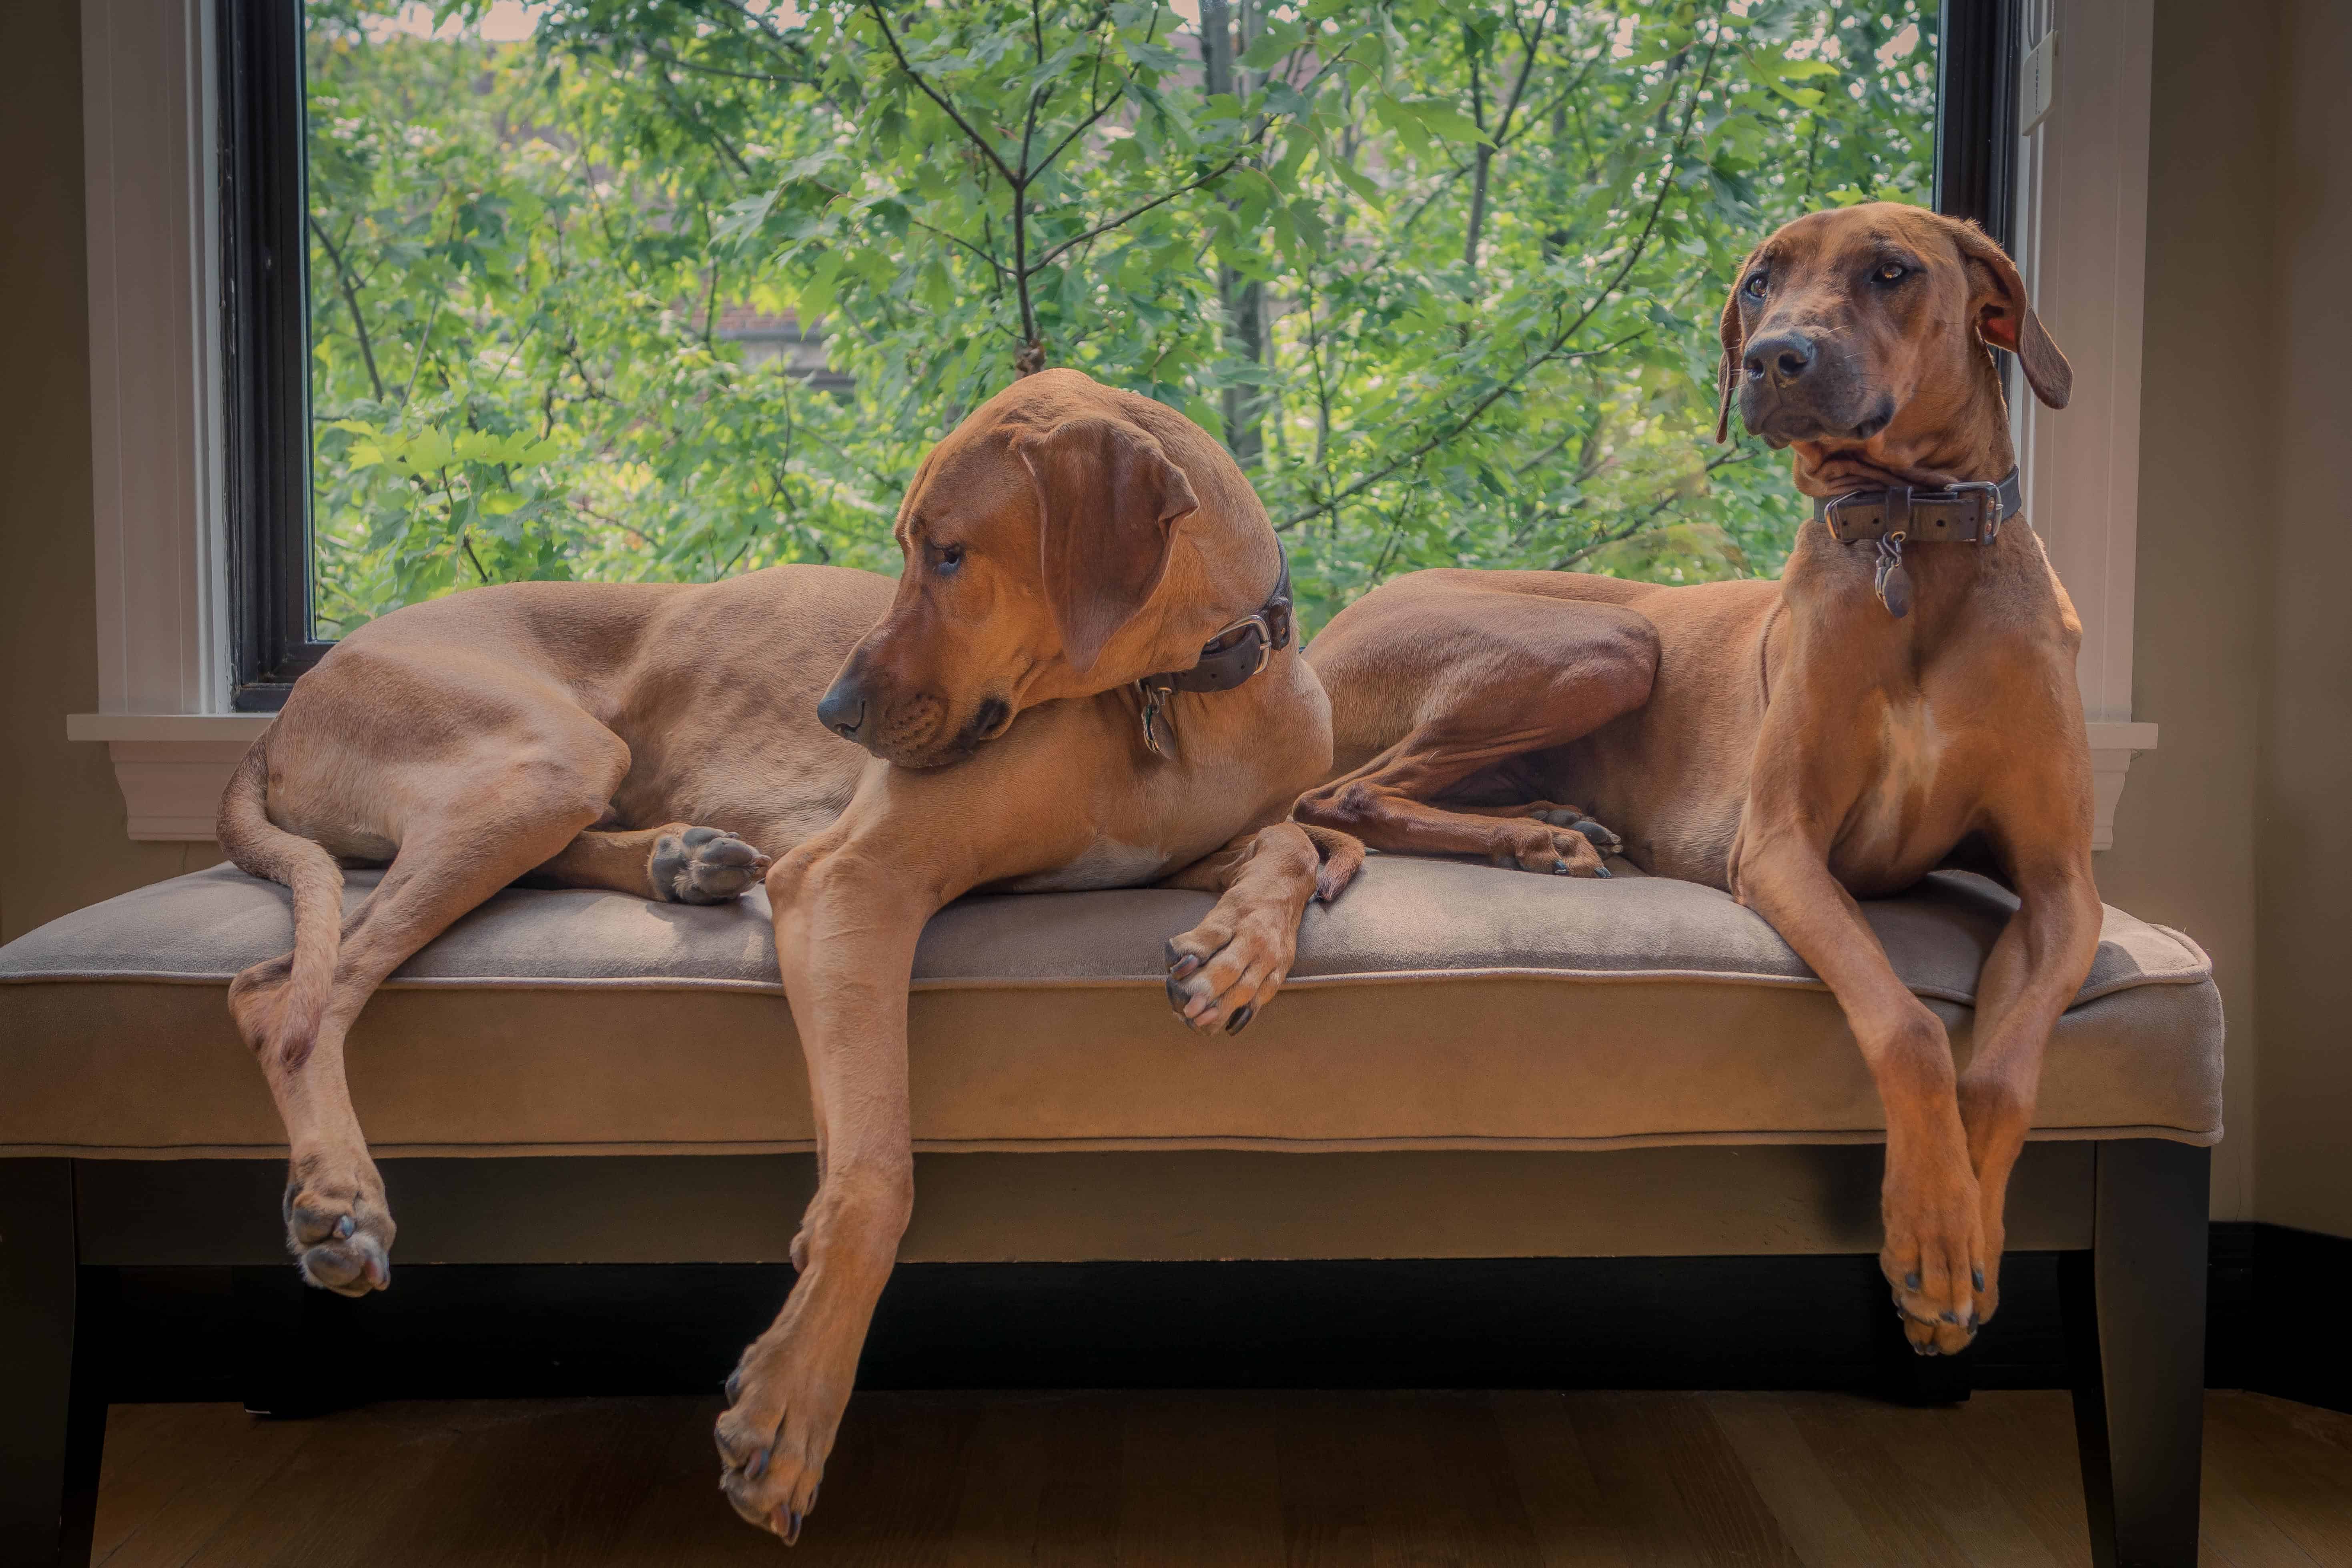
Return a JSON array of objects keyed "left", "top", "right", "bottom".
[
  {"left": 335, "top": 1215, "right": 355, "bottom": 1239},
  {"left": 781, "top": 1509, "right": 802, "bottom": 1545},
  {"left": 1171, "top": 954, "right": 1201, "bottom": 980},
  {"left": 725, "top": 1368, "right": 743, "bottom": 1406},
  {"left": 1553, "top": 859, "right": 1571, "bottom": 875},
  {"left": 1905, "top": 1271, "right": 1922, "bottom": 1290},
  {"left": 1973, "top": 1267, "right": 1986, "bottom": 1291},
  {"left": 1595, "top": 865, "right": 1612, "bottom": 878},
  {"left": 747, "top": 1447, "right": 768, "bottom": 1480},
  {"left": 1225, "top": 1005, "right": 1253, "bottom": 1035}
]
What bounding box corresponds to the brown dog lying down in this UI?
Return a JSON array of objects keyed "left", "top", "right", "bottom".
[
  {"left": 216, "top": 368, "right": 1359, "bottom": 1543},
  {"left": 1297, "top": 203, "right": 2087, "bottom": 1356}
]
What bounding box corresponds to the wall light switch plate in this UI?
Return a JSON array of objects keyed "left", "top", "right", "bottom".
[{"left": 2019, "top": 29, "right": 2057, "bottom": 136}]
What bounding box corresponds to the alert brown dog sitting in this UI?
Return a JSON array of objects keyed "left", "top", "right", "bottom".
[
  {"left": 1296, "top": 203, "right": 2088, "bottom": 1355},
  {"left": 217, "top": 367, "right": 1358, "bottom": 1543}
]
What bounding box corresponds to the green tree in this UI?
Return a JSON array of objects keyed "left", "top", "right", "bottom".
[{"left": 303, "top": 0, "right": 1936, "bottom": 635}]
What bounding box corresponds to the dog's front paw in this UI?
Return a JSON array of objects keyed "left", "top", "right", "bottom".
[
  {"left": 652, "top": 826, "right": 770, "bottom": 904},
  {"left": 715, "top": 1325, "right": 856, "bottom": 1545},
  {"left": 1164, "top": 910, "right": 1298, "bottom": 1036},
  {"left": 283, "top": 1148, "right": 395, "bottom": 1297},
  {"left": 1882, "top": 1167, "right": 1989, "bottom": 1356}
]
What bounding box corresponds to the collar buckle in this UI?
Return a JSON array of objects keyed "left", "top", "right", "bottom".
[
  {"left": 1947, "top": 478, "right": 2004, "bottom": 541},
  {"left": 1132, "top": 547, "right": 1294, "bottom": 758}
]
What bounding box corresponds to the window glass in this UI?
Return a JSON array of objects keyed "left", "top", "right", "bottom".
[{"left": 303, "top": 1, "right": 1937, "bottom": 636}]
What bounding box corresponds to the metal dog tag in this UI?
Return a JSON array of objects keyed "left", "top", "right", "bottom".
[
  {"left": 1874, "top": 533, "right": 1911, "bottom": 618},
  {"left": 1137, "top": 681, "right": 1172, "bottom": 757}
]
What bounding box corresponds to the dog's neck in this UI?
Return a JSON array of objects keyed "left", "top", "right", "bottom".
[
  {"left": 1101, "top": 511, "right": 1289, "bottom": 692},
  {"left": 1779, "top": 354, "right": 2045, "bottom": 630},
  {"left": 1787, "top": 353, "right": 2016, "bottom": 500}
]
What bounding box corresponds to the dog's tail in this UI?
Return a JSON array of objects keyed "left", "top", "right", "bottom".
[{"left": 218, "top": 728, "right": 343, "bottom": 1059}]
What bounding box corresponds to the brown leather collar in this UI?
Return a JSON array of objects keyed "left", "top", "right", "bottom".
[
  {"left": 1813, "top": 466, "right": 2023, "bottom": 544},
  {"left": 1814, "top": 468, "right": 2022, "bottom": 619},
  {"left": 1133, "top": 551, "right": 1294, "bottom": 756}
]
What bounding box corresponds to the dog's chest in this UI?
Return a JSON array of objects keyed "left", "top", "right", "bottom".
[
  {"left": 992, "top": 837, "right": 1173, "bottom": 894},
  {"left": 1831, "top": 692, "right": 1977, "bottom": 886}
]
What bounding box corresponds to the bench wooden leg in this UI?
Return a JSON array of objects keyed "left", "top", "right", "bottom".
[
  {"left": 0, "top": 1161, "right": 103, "bottom": 1568},
  {"left": 2063, "top": 1139, "right": 2210, "bottom": 1568}
]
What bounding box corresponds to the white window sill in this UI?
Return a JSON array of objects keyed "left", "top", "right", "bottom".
[
  {"left": 67, "top": 713, "right": 271, "bottom": 840},
  {"left": 70, "top": 713, "right": 2162, "bottom": 851}
]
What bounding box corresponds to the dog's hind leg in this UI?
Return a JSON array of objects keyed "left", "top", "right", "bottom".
[
  {"left": 231, "top": 731, "right": 627, "bottom": 1295},
  {"left": 1296, "top": 588, "right": 1658, "bottom": 874},
  {"left": 531, "top": 822, "right": 772, "bottom": 904}
]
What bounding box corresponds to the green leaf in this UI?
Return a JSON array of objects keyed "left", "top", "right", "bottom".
[
  {"left": 1182, "top": 393, "right": 1224, "bottom": 440},
  {"left": 1408, "top": 98, "right": 1492, "bottom": 146},
  {"left": 1327, "top": 154, "right": 1384, "bottom": 207},
  {"left": 799, "top": 250, "right": 845, "bottom": 319},
  {"left": 1239, "top": 20, "right": 1308, "bottom": 70}
]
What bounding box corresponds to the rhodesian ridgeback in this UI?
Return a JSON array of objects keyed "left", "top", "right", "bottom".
[
  {"left": 217, "top": 368, "right": 1358, "bottom": 1542},
  {"left": 1296, "top": 203, "right": 2088, "bottom": 1355}
]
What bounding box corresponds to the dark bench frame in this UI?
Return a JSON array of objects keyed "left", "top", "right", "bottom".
[{"left": 0, "top": 1139, "right": 2208, "bottom": 1568}]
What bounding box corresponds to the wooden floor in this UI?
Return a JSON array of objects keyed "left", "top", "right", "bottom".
[{"left": 87, "top": 1390, "right": 2351, "bottom": 1566}]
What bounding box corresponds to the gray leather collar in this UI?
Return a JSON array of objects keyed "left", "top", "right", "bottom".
[
  {"left": 1133, "top": 550, "right": 1294, "bottom": 756},
  {"left": 1814, "top": 467, "right": 2022, "bottom": 544}
]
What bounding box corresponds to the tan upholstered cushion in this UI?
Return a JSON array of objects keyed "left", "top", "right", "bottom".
[{"left": 0, "top": 857, "right": 2221, "bottom": 1158}]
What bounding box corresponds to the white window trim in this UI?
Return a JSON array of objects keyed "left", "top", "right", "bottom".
[
  {"left": 2011, "top": 0, "right": 2160, "bottom": 848},
  {"left": 70, "top": 0, "right": 2158, "bottom": 846}
]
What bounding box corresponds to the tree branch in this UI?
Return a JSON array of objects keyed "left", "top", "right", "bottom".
[
  {"left": 307, "top": 215, "right": 386, "bottom": 403},
  {"left": 860, "top": 0, "right": 1037, "bottom": 345},
  {"left": 1547, "top": 448, "right": 1758, "bottom": 569},
  {"left": 1276, "top": 27, "right": 1720, "bottom": 531}
]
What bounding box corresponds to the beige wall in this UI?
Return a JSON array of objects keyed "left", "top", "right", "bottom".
[
  {"left": 0, "top": 0, "right": 220, "bottom": 950},
  {"left": 2097, "top": 2, "right": 2284, "bottom": 1221},
  {"left": 2252, "top": 0, "right": 2352, "bottom": 1237},
  {"left": 1, "top": 0, "right": 2342, "bottom": 1227}
]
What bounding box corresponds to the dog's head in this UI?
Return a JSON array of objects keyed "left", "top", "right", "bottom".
[
  {"left": 816, "top": 369, "right": 1205, "bottom": 768},
  {"left": 1715, "top": 203, "right": 2070, "bottom": 487}
]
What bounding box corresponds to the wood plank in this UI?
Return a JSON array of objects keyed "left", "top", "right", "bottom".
[
  {"left": 1566, "top": 1391, "right": 1805, "bottom": 1568},
  {"left": 1487, "top": 1390, "right": 1640, "bottom": 1568},
  {"left": 1861, "top": 1398, "right": 2068, "bottom": 1568},
  {"left": 75, "top": 1390, "right": 2352, "bottom": 1566},
  {"left": 89, "top": 1406, "right": 318, "bottom": 1568},
  {"left": 942, "top": 1392, "right": 1124, "bottom": 1568},
  {"left": 1937, "top": 1390, "right": 2094, "bottom": 1568},
  {"left": 1265, "top": 1390, "right": 1548, "bottom": 1568},
  {"left": 2202, "top": 1394, "right": 2352, "bottom": 1568},
  {"left": 1111, "top": 1392, "right": 1285, "bottom": 1568},
  {"left": 1707, "top": 1393, "right": 1890, "bottom": 1568}
]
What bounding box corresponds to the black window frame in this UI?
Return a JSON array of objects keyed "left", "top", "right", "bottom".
[
  {"left": 218, "top": 0, "right": 2021, "bottom": 712},
  {"left": 221, "top": 0, "right": 329, "bottom": 710},
  {"left": 1934, "top": 0, "right": 2022, "bottom": 253}
]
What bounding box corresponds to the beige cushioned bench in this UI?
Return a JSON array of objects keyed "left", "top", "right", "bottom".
[
  {"left": 0, "top": 853, "right": 2225, "bottom": 1566},
  {"left": 0, "top": 856, "right": 2218, "bottom": 1161}
]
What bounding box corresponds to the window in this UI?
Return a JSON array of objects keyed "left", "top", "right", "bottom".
[{"left": 221, "top": 0, "right": 1991, "bottom": 710}]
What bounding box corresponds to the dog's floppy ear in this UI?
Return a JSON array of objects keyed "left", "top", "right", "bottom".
[
  {"left": 1017, "top": 415, "right": 1200, "bottom": 675},
  {"left": 1945, "top": 218, "right": 2071, "bottom": 410},
  {"left": 1714, "top": 246, "right": 1759, "bottom": 444}
]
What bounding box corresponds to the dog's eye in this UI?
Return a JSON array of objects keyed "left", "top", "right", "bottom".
[
  {"left": 937, "top": 543, "right": 965, "bottom": 573},
  {"left": 1743, "top": 272, "right": 1769, "bottom": 299},
  {"left": 1875, "top": 263, "right": 1908, "bottom": 283}
]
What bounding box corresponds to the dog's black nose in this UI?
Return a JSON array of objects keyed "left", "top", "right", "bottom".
[
  {"left": 1744, "top": 331, "right": 1815, "bottom": 387},
  {"left": 816, "top": 677, "right": 866, "bottom": 742}
]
